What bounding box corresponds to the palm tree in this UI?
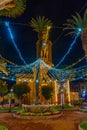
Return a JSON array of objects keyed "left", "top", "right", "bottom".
[
  {"left": 63, "top": 9, "right": 87, "bottom": 57},
  {"left": 30, "top": 16, "right": 52, "bottom": 41},
  {"left": 30, "top": 16, "right": 53, "bottom": 64},
  {"left": 0, "top": 0, "right": 26, "bottom": 17}
]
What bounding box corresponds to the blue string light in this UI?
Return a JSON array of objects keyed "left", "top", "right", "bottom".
[
  {"left": 74, "top": 64, "right": 87, "bottom": 70},
  {"left": 0, "top": 57, "right": 86, "bottom": 82},
  {"left": 55, "top": 34, "right": 79, "bottom": 68},
  {"left": 5, "top": 22, "right": 27, "bottom": 65}
]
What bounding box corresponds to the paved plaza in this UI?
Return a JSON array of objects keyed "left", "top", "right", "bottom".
[{"left": 0, "top": 110, "right": 87, "bottom": 130}]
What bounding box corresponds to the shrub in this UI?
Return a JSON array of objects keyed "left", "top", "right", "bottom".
[
  {"left": 80, "top": 122, "right": 87, "bottom": 130},
  {"left": 0, "top": 125, "right": 8, "bottom": 130}
]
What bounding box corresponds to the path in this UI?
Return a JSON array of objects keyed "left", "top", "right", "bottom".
[{"left": 0, "top": 110, "right": 87, "bottom": 130}]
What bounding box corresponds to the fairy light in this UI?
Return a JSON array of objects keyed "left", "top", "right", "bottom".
[
  {"left": 5, "top": 21, "right": 27, "bottom": 65},
  {"left": 55, "top": 34, "right": 79, "bottom": 68},
  {"left": 0, "top": 58, "right": 86, "bottom": 82},
  {"left": 64, "top": 55, "right": 86, "bottom": 69}
]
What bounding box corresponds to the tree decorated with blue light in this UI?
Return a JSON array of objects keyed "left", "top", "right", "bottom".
[{"left": 63, "top": 9, "right": 87, "bottom": 57}]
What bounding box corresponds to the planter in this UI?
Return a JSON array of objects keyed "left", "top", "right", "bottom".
[{"left": 13, "top": 111, "right": 63, "bottom": 120}]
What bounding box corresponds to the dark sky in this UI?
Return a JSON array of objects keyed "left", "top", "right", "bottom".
[{"left": 0, "top": 0, "right": 87, "bottom": 67}]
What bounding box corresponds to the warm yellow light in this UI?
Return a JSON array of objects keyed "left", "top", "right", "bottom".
[
  {"left": 47, "top": 26, "right": 51, "bottom": 30},
  {"left": 18, "top": 79, "right": 21, "bottom": 81}
]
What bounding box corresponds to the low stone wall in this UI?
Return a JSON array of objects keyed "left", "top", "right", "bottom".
[{"left": 13, "top": 112, "right": 63, "bottom": 120}]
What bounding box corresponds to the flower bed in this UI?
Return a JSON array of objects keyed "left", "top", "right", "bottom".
[
  {"left": 16, "top": 110, "right": 61, "bottom": 116},
  {"left": 13, "top": 104, "right": 63, "bottom": 119},
  {"left": 0, "top": 106, "right": 22, "bottom": 112},
  {"left": 13, "top": 111, "right": 62, "bottom": 120}
]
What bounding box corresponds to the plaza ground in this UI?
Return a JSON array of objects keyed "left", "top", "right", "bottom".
[{"left": 0, "top": 110, "right": 87, "bottom": 130}]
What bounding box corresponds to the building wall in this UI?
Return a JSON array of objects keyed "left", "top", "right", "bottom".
[{"left": 70, "top": 92, "right": 79, "bottom": 101}]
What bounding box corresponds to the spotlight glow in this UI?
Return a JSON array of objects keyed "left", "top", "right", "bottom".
[
  {"left": 77, "top": 28, "right": 82, "bottom": 33},
  {"left": 42, "top": 43, "right": 46, "bottom": 46}
]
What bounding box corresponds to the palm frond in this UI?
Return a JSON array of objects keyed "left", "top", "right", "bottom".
[
  {"left": 63, "top": 23, "right": 76, "bottom": 29},
  {"left": 30, "top": 16, "right": 52, "bottom": 34},
  {"left": 0, "top": 0, "right": 26, "bottom": 17},
  {"left": 63, "top": 27, "right": 76, "bottom": 31},
  {"left": 72, "top": 15, "right": 81, "bottom": 26},
  {"left": 30, "top": 16, "right": 53, "bottom": 40},
  {"left": 75, "top": 13, "right": 82, "bottom": 25},
  {"left": 63, "top": 9, "right": 87, "bottom": 36},
  {"left": 64, "top": 31, "right": 76, "bottom": 36},
  {"left": 83, "top": 9, "right": 87, "bottom": 26}
]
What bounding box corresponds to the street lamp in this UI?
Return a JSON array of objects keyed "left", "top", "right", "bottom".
[
  {"left": 9, "top": 88, "right": 13, "bottom": 112},
  {"left": 61, "top": 89, "right": 64, "bottom": 109}
]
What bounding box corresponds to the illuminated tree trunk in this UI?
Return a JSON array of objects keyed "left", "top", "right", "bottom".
[{"left": 81, "top": 32, "right": 87, "bottom": 58}]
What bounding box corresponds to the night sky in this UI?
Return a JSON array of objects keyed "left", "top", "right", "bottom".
[{"left": 0, "top": 0, "right": 87, "bottom": 67}]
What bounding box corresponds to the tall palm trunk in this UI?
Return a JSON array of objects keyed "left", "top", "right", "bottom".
[{"left": 81, "top": 32, "right": 87, "bottom": 58}]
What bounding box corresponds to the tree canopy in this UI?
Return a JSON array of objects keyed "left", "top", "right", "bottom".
[
  {"left": 30, "top": 16, "right": 52, "bottom": 39},
  {"left": 0, "top": 0, "right": 26, "bottom": 17},
  {"left": 12, "top": 82, "right": 30, "bottom": 100},
  {"left": 41, "top": 85, "right": 53, "bottom": 101},
  {"left": 0, "top": 80, "right": 8, "bottom": 96},
  {"left": 63, "top": 9, "right": 87, "bottom": 36}
]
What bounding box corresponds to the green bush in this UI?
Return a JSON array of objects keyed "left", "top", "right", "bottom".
[
  {"left": 64, "top": 105, "right": 75, "bottom": 109},
  {"left": 51, "top": 105, "right": 75, "bottom": 110},
  {"left": 0, "top": 125, "right": 8, "bottom": 130},
  {"left": 51, "top": 106, "right": 58, "bottom": 112},
  {"left": 0, "top": 107, "right": 23, "bottom": 112},
  {"left": 80, "top": 122, "right": 87, "bottom": 130}
]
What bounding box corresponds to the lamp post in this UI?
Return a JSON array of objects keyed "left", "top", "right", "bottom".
[
  {"left": 61, "top": 89, "right": 64, "bottom": 109},
  {"left": 9, "top": 88, "right": 13, "bottom": 112}
]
